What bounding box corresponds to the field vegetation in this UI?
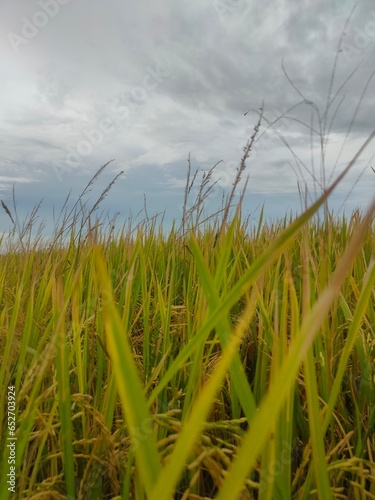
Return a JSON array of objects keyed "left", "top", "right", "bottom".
[
  {"left": 1, "top": 30, "right": 375, "bottom": 497},
  {"left": 0, "top": 138, "right": 375, "bottom": 499}
]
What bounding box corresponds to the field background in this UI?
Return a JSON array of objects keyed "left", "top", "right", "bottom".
[{"left": 0, "top": 164, "right": 375, "bottom": 499}]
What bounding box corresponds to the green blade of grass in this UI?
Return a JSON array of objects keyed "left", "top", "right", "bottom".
[
  {"left": 303, "top": 346, "right": 332, "bottom": 498},
  {"left": 322, "top": 258, "right": 375, "bottom": 434},
  {"left": 53, "top": 277, "right": 76, "bottom": 498},
  {"left": 188, "top": 224, "right": 257, "bottom": 419},
  {"left": 93, "top": 246, "right": 162, "bottom": 496}
]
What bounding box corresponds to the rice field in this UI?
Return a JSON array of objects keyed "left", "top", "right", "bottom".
[{"left": 0, "top": 154, "right": 375, "bottom": 500}]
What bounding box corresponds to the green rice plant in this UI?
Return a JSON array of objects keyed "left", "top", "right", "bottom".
[
  {"left": 215, "top": 196, "right": 375, "bottom": 500},
  {"left": 1, "top": 120, "right": 375, "bottom": 499}
]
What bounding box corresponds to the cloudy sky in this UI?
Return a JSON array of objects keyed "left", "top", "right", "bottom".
[{"left": 1, "top": 0, "right": 375, "bottom": 238}]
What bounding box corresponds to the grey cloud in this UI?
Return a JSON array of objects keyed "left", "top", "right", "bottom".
[{"left": 0, "top": 0, "right": 374, "bottom": 237}]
